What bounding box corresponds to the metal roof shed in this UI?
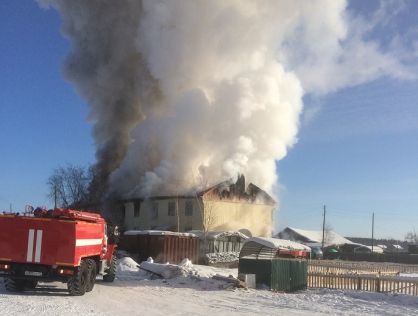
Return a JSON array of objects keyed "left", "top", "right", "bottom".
[
  {"left": 239, "top": 237, "right": 310, "bottom": 292},
  {"left": 240, "top": 237, "right": 310, "bottom": 258},
  {"left": 188, "top": 230, "right": 249, "bottom": 265}
]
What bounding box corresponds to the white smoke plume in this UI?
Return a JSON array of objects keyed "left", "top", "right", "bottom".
[{"left": 37, "top": 0, "right": 413, "bottom": 199}]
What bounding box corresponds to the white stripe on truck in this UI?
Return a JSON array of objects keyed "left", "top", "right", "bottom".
[
  {"left": 34, "top": 230, "right": 43, "bottom": 263},
  {"left": 27, "top": 229, "right": 35, "bottom": 262},
  {"left": 76, "top": 239, "right": 102, "bottom": 246}
]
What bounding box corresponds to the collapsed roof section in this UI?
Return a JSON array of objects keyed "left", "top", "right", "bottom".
[
  {"left": 199, "top": 174, "right": 276, "bottom": 206},
  {"left": 121, "top": 174, "right": 276, "bottom": 206}
]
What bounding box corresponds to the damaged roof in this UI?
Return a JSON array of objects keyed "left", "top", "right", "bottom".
[{"left": 199, "top": 174, "right": 276, "bottom": 205}]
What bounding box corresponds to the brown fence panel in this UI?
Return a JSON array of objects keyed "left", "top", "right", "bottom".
[
  {"left": 308, "top": 273, "right": 418, "bottom": 296},
  {"left": 147, "top": 234, "right": 199, "bottom": 264}
]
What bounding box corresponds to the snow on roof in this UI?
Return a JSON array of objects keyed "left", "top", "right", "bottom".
[
  {"left": 358, "top": 245, "right": 384, "bottom": 253},
  {"left": 187, "top": 230, "right": 249, "bottom": 240},
  {"left": 303, "top": 242, "right": 323, "bottom": 248},
  {"left": 243, "top": 237, "right": 311, "bottom": 251},
  {"left": 124, "top": 230, "right": 197, "bottom": 237},
  {"left": 277, "top": 227, "right": 356, "bottom": 246},
  {"left": 377, "top": 244, "right": 388, "bottom": 249}
]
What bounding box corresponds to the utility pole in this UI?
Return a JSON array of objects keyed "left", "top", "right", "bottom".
[
  {"left": 322, "top": 205, "right": 326, "bottom": 253},
  {"left": 371, "top": 213, "right": 374, "bottom": 253}
]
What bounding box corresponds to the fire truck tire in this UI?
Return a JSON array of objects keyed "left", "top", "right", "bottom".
[
  {"left": 67, "top": 259, "right": 88, "bottom": 296},
  {"left": 103, "top": 255, "right": 116, "bottom": 282},
  {"left": 86, "top": 259, "right": 96, "bottom": 292},
  {"left": 4, "top": 278, "right": 25, "bottom": 292},
  {"left": 25, "top": 280, "right": 38, "bottom": 289}
]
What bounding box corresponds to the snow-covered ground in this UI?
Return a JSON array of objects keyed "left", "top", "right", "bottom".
[{"left": 1, "top": 257, "right": 418, "bottom": 316}]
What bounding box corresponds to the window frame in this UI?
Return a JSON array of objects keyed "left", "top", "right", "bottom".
[
  {"left": 168, "top": 202, "right": 175, "bottom": 216},
  {"left": 185, "top": 200, "right": 193, "bottom": 216},
  {"left": 150, "top": 202, "right": 158, "bottom": 219}
]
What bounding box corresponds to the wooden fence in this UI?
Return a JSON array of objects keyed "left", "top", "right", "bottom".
[
  {"left": 307, "top": 260, "right": 418, "bottom": 296},
  {"left": 308, "top": 274, "right": 418, "bottom": 296},
  {"left": 308, "top": 260, "right": 418, "bottom": 273},
  {"left": 325, "top": 252, "right": 418, "bottom": 265},
  {"left": 308, "top": 261, "right": 400, "bottom": 276}
]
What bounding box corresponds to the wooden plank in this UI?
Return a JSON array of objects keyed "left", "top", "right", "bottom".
[
  {"left": 138, "top": 265, "right": 163, "bottom": 278},
  {"left": 212, "top": 275, "right": 246, "bottom": 288}
]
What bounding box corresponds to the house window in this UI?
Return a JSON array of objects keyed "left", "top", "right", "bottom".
[
  {"left": 150, "top": 202, "right": 158, "bottom": 219},
  {"left": 185, "top": 225, "right": 192, "bottom": 231},
  {"left": 185, "top": 201, "right": 193, "bottom": 216},
  {"left": 168, "top": 202, "right": 175, "bottom": 216},
  {"left": 134, "top": 201, "right": 140, "bottom": 218}
]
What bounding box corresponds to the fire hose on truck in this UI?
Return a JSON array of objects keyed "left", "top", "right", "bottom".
[{"left": 0, "top": 205, "right": 118, "bottom": 296}]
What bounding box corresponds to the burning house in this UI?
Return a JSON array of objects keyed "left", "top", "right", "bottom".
[
  {"left": 43, "top": 2, "right": 305, "bottom": 230},
  {"left": 123, "top": 175, "right": 276, "bottom": 237}
]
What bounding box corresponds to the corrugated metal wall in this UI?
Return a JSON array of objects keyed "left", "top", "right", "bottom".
[
  {"left": 124, "top": 233, "right": 199, "bottom": 264},
  {"left": 124, "top": 234, "right": 150, "bottom": 262},
  {"left": 149, "top": 235, "right": 199, "bottom": 264},
  {"left": 239, "top": 258, "right": 307, "bottom": 292},
  {"left": 270, "top": 259, "right": 307, "bottom": 292}
]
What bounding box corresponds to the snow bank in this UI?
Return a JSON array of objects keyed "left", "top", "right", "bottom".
[
  {"left": 133, "top": 256, "right": 236, "bottom": 282},
  {"left": 139, "top": 260, "right": 185, "bottom": 279}
]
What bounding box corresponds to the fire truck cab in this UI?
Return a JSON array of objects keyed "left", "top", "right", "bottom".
[{"left": 0, "top": 206, "right": 118, "bottom": 296}]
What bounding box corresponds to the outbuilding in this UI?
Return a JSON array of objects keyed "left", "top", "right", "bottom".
[
  {"left": 187, "top": 230, "right": 249, "bottom": 266},
  {"left": 239, "top": 237, "right": 310, "bottom": 292}
]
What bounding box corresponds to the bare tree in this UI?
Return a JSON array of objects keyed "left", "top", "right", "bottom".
[
  {"left": 167, "top": 175, "right": 182, "bottom": 232},
  {"left": 84, "top": 164, "right": 108, "bottom": 207},
  {"left": 190, "top": 174, "right": 218, "bottom": 253},
  {"left": 200, "top": 195, "right": 217, "bottom": 233},
  {"left": 405, "top": 229, "right": 418, "bottom": 244},
  {"left": 46, "top": 164, "right": 91, "bottom": 208},
  {"left": 322, "top": 223, "right": 334, "bottom": 245}
]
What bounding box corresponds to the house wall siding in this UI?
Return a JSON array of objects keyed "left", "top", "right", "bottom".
[
  {"left": 207, "top": 200, "right": 273, "bottom": 237},
  {"left": 124, "top": 197, "right": 273, "bottom": 237},
  {"left": 124, "top": 198, "right": 203, "bottom": 232}
]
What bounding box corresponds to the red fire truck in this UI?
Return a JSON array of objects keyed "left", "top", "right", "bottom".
[{"left": 0, "top": 206, "right": 118, "bottom": 296}]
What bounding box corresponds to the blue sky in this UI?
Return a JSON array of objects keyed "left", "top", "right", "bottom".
[
  {"left": 0, "top": 1, "right": 94, "bottom": 210},
  {"left": 1, "top": 1, "right": 417, "bottom": 240}
]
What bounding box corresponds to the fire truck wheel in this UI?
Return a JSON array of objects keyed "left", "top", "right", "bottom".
[
  {"left": 67, "top": 259, "right": 89, "bottom": 296},
  {"left": 4, "top": 278, "right": 25, "bottom": 292},
  {"left": 86, "top": 259, "right": 97, "bottom": 292},
  {"left": 103, "top": 255, "right": 116, "bottom": 282},
  {"left": 25, "top": 280, "right": 38, "bottom": 289}
]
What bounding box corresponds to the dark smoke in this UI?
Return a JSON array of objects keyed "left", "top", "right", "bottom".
[{"left": 37, "top": 1, "right": 411, "bottom": 215}]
